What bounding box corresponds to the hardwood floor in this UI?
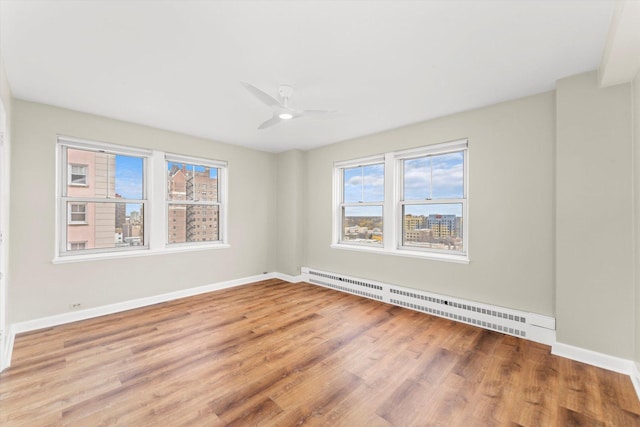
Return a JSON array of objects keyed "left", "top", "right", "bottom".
[{"left": 1, "top": 279, "right": 639, "bottom": 426}]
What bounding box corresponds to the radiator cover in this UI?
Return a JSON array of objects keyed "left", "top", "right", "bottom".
[{"left": 301, "top": 267, "right": 555, "bottom": 345}]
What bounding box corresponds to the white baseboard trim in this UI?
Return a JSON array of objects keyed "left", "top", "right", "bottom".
[
  {"left": 552, "top": 342, "right": 634, "bottom": 376},
  {"left": 274, "top": 272, "right": 305, "bottom": 283},
  {"left": 1, "top": 331, "right": 15, "bottom": 372},
  {"left": 631, "top": 362, "right": 640, "bottom": 402},
  {"left": 11, "top": 273, "right": 281, "bottom": 336}
]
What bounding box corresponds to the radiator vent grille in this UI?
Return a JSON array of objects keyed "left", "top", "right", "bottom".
[
  {"left": 308, "top": 270, "right": 383, "bottom": 291},
  {"left": 310, "top": 279, "right": 383, "bottom": 301},
  {"left": 300, "top": 267, "right": 555, "bottom": 343},
  {"left": 390, "top": 299, "right": 526, "bottom": 337},
  {"left": 390, "top": 288, "right": 526, "bottom": 323}
]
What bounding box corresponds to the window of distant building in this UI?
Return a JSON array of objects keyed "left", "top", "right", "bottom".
[
  {"left": 57, "top": 137, "right": 149, "bottom": 257},
  {"left": 332, "top": 139, "right": 468, "bottom": 263},
  {"left": 68, "top": 242, "right": 87, "bottom": 251},
  {"left": 68, "top": 203, "right": 87, "bottom": 224},
  {"left": 165, "top": 154, "right": 227, "bottom": 246},
  {"left": 68, "top": 164, "right": 87, "bottom": 186}
]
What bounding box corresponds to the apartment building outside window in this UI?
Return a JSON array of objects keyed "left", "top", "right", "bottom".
[{"left": 166, "top": 155, "right": 225, "bottom": 245}]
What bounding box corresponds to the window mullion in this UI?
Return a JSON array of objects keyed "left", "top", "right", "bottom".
[
  {"left": 384, "top": 152, "right": 395, "bottom": 251},
  {"left": 149, "top": 150, "right": 165, "bottom": 250}
]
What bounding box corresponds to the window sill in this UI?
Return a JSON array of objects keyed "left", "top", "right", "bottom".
[
  {"left": 330, "top": 243, "right": 470, "bottom": 264},
  {"left": 52, "top": 243, "right": 230, "bottom": 264}
]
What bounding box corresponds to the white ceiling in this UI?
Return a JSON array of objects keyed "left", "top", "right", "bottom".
[{"left": 0, "top": 0, "right": 615, "bottom": 153}]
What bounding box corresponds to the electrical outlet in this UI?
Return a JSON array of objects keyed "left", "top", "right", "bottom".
[{"left": 69, "top": 303, "right": 82, "bottom": 310}]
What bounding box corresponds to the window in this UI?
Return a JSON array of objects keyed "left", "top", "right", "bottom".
[
  {"left": 69, "top": 164, "right": 87, "bottom": 185},
  {"left": 338, "top": 161, "right": 384, "bottom": 246},
  {"left": 166, "top": 155, "right": 226, "bottom": 245},
  {"left": 399, "top": 147, "right": 466, "bottom": 255},
  {"left": 68, "top": 242, "right": 87, "bottom": 251},
  {"left": 56, "top": 137, "right": 230, "bottom": 262},
  {"left": 68, "top": 203, "right": 87, "bottom": 224},
  {"left": 58, "top": 138, "right": 148, "bottom": 256},
  {"left": 333, "top": 139, "right": 468, "bottom": 262}
]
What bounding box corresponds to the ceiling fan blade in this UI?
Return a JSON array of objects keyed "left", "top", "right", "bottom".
[
  {"left": 257, "top": 115, "right": 282, "bottom": 130},
  {"left": 242, "top": 82, "right": 282, "bottom": 107},
  {"left": 301, "top": 109, "right": 337, "bottom": 115}
]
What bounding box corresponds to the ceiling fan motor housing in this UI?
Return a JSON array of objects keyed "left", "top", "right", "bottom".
[{"left": 278, "top": 85, "right": 294, "bottom": 100}]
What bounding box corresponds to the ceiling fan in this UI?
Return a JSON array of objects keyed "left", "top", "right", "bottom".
[{"left": 241, "top": 82, "right": 335, "bottom": 130}]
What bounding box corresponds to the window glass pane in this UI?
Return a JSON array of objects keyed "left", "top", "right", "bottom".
[
  {"left": 342, "top": 205, "right": 383, "bottom": 245},
  {"left": 115, "top": 154, "right": 144, "bottom": 200},
  {"left": 403, "top": 152, "right": 464, "bottom": 200},
  {"left": 343, "top": 164, "right": 384, "bottom": 203},
  {"left": 167, "top": 162, "right": 219, "bottom": 202},
  {"left": 66, "top": 148, "right": 144, "bottom": 200},
  {"left": 167, "top": 204, "right": 220, "bottom": 243},
  {"left": 402, "top": 204, "right": 463, "bottom": 252},
  {"left": 66, "top": 202, "right": 144, "bottom": 250}
]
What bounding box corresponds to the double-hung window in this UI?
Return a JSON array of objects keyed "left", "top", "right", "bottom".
[
  {"left": 56, "top": 138, "right": 230, "bottom": 261},
  {"left": 333, "top": 139, "right": 468, "bottom": 262},
  {"left": 398, "top": 141, "right": 467, "bottom": 256},
  {"left": 336, "top": 158, "right": 384, "bottom": 246},
  {"left": 165, "top": 154, "right": 226, "bottom": 245},
  {"left": 58, "top": 138, "right": 149, "bottom": 255}
]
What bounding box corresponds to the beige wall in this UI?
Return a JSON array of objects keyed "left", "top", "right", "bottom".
[
  {"left": 556, "top": 71, "right": 634, "bottom": 359},
  {"left": 276, "top": 150, "right": 307, "bottom": 276},
  {"left": 634, "top": 69, "right": 640, "bottom": 365},
  {"left": 304, "top": 91, "right": 556, "bottom": 316},
  {"left": 0, "top": 52, "right": 13, "bottom": 364},
  {"left": 9, "top": 100, "right": 277, "bottom": 323}
]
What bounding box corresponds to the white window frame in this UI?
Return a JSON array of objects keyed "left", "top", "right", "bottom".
[
  {"left": 164, "top": 153, "right": 228, "bottom": 247},
  {"left": 334, "top": 155, "right": 385, "bottom": 248},
  {"left": 332, "top": 139, "right": 469, "bottom": 264},
  {"left": 396, "top": 140, "right": 468, "bottom": 259},
  {"left": 54, "top": 136, "right": 230, "bottom": 264}
]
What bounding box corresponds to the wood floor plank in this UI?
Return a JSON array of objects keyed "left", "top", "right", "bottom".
[{"left": 1, "top": 279, "right": 638, "bottom": 426}]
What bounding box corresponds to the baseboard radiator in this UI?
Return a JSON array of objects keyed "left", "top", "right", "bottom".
[{"left": 300, "top": 267, "right": 556, "bottom": 345}]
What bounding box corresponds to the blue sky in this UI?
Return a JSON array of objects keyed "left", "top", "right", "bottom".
[
  {"left": 343, "top": 152, "right": 464, "bottom": 217},
  {"left": 115, "top": 155, "right": 143, "bottom": 199},
  {"left": 403, "top": 152, "right": 464, "bottom": 200},
  {"left": 115, "top": 155, "right": 143, "bottom": 215}
]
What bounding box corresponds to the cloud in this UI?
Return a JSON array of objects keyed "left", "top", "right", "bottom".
[
  {"left": 344, "top": 164, "right": 384, "bottom": 202},
  {"left": 403, "top": 152, "right": 463, "bottom": 199}
]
